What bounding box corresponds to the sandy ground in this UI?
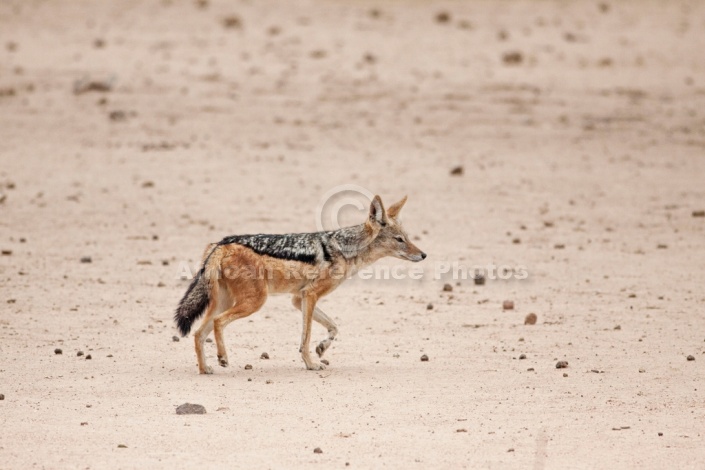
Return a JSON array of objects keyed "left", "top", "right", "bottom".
[{"left": 1, "top": 0, "right": 705, "bottom": 468}]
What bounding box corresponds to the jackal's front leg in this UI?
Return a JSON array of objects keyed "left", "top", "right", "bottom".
[
  {"left": 300, "top": 295, "right": 325, "bottom": 371},
  {"left": 313, "top": 307, "right": 338, "bottom": 358}
]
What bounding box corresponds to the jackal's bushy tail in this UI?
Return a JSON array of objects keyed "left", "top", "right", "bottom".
[{"left": 174, "top": 267, "right": 210, "bottom": 336}]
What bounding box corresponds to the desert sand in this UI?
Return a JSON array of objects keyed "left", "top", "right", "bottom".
[{"left": 1, "top": 0, "right": 705, "bottom": 468}]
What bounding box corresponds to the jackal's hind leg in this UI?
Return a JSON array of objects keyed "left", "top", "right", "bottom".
[{"left": 212, "top": 287, "right": 266, "bottom": 370}]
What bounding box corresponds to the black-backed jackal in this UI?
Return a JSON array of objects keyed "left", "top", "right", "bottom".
[{"left": 174, "top": 195, "right": 426, "bottom": 374}]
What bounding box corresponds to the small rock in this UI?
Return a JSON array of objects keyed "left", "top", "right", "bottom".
[
  {"left": 639, "top": 368, "right": 645, "bottom": 373},
  {"left": 117, "top": 444, "right": 127, "bottom": 448},
  {"left": 614, "top": 325, "right": 621, "bottom": 330},
  {"left": 527, "top": 368, "right": 534, "bottom": 372},
  {"left": 54, "top": 348, "right": 63, "bottom": 355},
  {"left": 426, "top": 303, "right": 434, "bottom": 310},
  {"left": 176, "top": 403, "right": 206, "bottom": 415},
  {"left": 524, "top": 313, "right": 537, "bottom": 325},
  {"left": 508, "top": 448, "right": 515, "bottom": 453},
  {"left": 519, "top": 354, "right": 526, "bottom": 360},
  {"left": 1, "top": 249, "right": 11, "bottom": 256},
  {"left": 450, "top": 165, "right": 464, "bottom": 176},
  {"left": 80, "top": 256, "right": 92, "bottom": 263},
  {"left": 157, "top": 282, "right": 166, "bottom": 287},
  {"left": 108, "top": 110, "right": 127, "bottom": 122},
  {"left": 244, "top": 364, "right": 252, "bottom": 370},
  {"left": 656, "top": 244, "right": 668, "bottom": 249},
  {"left": 0, "top": 394, "right": 4, "bottom": 400},
  {"left": 73, "top": 79, "right": 113, "bottom": 95},
  {"left": 563, "top": 373, "right": 568, "bottom": 377},
  {"left": 321, "top": 359, "right": 329, "bottom": 366},
  {"left": 205, "top": 338, "right": 212, "bottom": 343},
  {"left": 435, "top": 11, "right": 451, "bottom": 24},
  {"left": 473, "top": 273, "right": 485, "bottom": 286},
  {"left": 556, "top": 360, "right": 569, "bottom": 369},
  {"left": 77, "top": 351, "right": 84, "bottom": 357},
  {"left": 260, "top": 352, "right": 269, "bottom": 359},
  {"left": 687, "top": 355, "right": 695, "bottom": 361},
  {"left": 81, "top": 422, "right": 88, "bottom": 426},
  {"left": 503, "top": 300, "right": 514, "bottom": 310},
  {"left": 313, "top": 447, "right": 323, "bottom": 454},
  {"left": 172, "top": 335, "right": 180, "bottom": 342},
  {"left": 266, "top": 379, "right": 273, "bottom": 384},
  {"left": 554, "top": 244, "right": 565, "bottom": 249},
  {"left": 456, "top": 428, "right": 467, "bottom": 433},
  {"left": 692, "top": 210, "right": 704, "bottom": 217},
  {"left": 502, "top": 51, "right": 523, "bottom": 65},
  {"left": 443, "top": 283, "right": 453, "bottom": 292},
  {"left": 512, "top": 238, "right": 521, "bottom": 244},
  {"left": 86, "top": 354, "right": 92, "bottom": 360},
  {"left": 141, "top": 181, "right": 154, "bottom": 188},
  {"left": 658, "top": 432, "right": 663, "bottom": 436},
  {"left": 420, "top": 354, "right": 429, "bottom": 362},
  {"left": 222, "top": 15, "right": 242, "bottom": 29}
]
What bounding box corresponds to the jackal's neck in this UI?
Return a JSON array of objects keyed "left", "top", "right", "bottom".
[{"left": 330, "top": 223, "right": 383, "bottom": 273}]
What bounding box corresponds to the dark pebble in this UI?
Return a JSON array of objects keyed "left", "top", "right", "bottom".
[
  {"left": 658, "top": 432, "right": 663, "bottom": 436},
  {"left": 450, "top": 165, "right": 464, "bottom": 176},
  {"left": 54, "top": 348, "right": 63, "bottom": 355},
  {"left": 443, "top": 283, "right": 453, "bottom": 292},
  {"left": 244, "top": 364, "right": 252, "bottom": 370},
  {"left": 420, "top": 354, "right": 429, "bottom": 362},
  {"left": 0, "top": 394, "right": 4, "bottom": 400},
  {"left": 519, "top": 354, "right": 526, "bottom": 360},
  {"left": 692, "top": 210, "right": 705, "bottom": 217},
  {"left": 86, "top": 354, "right": 92, "bottom": 360},
  {"left": 556, "top": 360, "right": 569, "bottom": 369},
  {"left": 176, "top": 403, "right": 206, "bottom": 415},
  {"left": 260, "top": 352, "right": 269, "bottom": 359},
  {"left": 80, "top": 256, "right": 92, "bottom": 263},
  {"left": 687, "top": 355, "right": 695, "bottom": 361},
  {"left": 205, "top": 338, "right": 212, "bottom": 343},
  {"left": 427, "top": 303, "right": 434, "bottom": 310},
  {"left": 313, "top": 447, "right": 323, "bottom": 454},
  {"left": 473, "top": 273, "right": 486, "bottom": 286},
  {"left": 524, "top": 313, "right": 537, "bottom": 325},
  {"left": 503, "top": 300, "right": 514, "bottom": 310},
  {"left": 172, "top": 336, "right": 180, "bottom": 342},
  {"left": 502, "top": 51, "right": 523, "bottom": 65},
  {"left": 77, "top": 351, "right": 84, "bottom": 357},
  {"left": 435, "top": 11, "right": 451, "bottom": 23}
]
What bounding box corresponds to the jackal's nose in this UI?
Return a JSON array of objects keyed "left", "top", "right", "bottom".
[{"left": 421, "top": 252, "right": 427, "bottom": 260}]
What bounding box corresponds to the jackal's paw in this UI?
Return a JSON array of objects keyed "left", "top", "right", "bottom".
[
  {"left": 305, "top": 362, "right": 326, "bottom": 371},
  {"left": 315, "top": 340, "right": 331, "bottom": 358},
  {"left": 200, "top": 365, "right": 213, "bottom": 375},
  {"left": 218, "top": 356, "right": 229, "bottom": 367}
]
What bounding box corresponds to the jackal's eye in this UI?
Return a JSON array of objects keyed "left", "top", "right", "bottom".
[{"left": 394, "top": 236, "right": 405, "bottom": 243}]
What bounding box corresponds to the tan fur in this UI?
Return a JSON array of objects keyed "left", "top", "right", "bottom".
[{"left": 188, "top": 195, "right": 425, "bottom": 374}]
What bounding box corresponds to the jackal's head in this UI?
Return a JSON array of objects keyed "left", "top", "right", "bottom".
[{"left": 365, "top": 195, "right": 427, "bottom": 262}]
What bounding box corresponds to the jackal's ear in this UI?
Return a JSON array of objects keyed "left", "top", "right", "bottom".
[
  {"left": 386, "top": 195, "right": 408, "bottom": 220},
  {"left": 368, "top": 195, "right": 388, "bottom": 226}
]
